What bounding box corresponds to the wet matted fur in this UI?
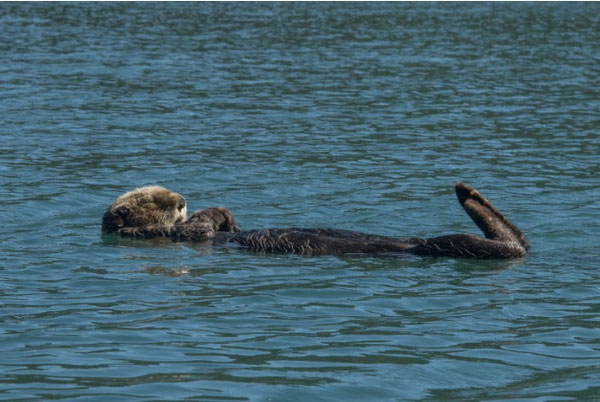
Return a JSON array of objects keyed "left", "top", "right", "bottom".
[{"left": 102, "top": 182, "right": 528, "bottom": 259}]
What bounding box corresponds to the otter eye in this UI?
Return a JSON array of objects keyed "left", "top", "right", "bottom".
[{"left": 177, "top": 198, "right": 186, "bottom": 212}]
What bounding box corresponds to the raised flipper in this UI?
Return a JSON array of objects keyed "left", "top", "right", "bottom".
[
  {"left": 455, "top": 181, "right": 528, "bottom": 249},
  {"left": 408, "top": 182, "right": 528, "bottom": 258}
]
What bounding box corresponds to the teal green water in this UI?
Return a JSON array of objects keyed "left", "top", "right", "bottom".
[{"left": 1, "top": 3, "right": 600, "bottom": 400}]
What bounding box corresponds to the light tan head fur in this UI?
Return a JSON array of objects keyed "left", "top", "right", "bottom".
[{"left": 102, "top": 186, "right": 187, "bottom": 235}]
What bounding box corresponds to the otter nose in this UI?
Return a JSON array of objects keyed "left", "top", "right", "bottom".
[{"left": 177, "top": 196, "right": 186, "bottom": 212}]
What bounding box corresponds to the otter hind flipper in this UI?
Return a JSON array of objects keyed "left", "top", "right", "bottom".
[{"left": 455, "top": 182, "right": 528, "bottom": 250}]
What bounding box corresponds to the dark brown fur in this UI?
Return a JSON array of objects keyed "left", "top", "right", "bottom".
[
  {"left": 102, "top": 182, "right": 528, "bottom": 259},
  {"left": 172, "top": 207, "right": 241, "bottom": 242}
]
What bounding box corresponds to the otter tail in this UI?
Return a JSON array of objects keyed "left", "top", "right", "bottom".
[{"left": 455, "top": 181, "right": 529, "bottom": 250}]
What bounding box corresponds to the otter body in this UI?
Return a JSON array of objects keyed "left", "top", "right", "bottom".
[{"left": 102, "top": 183, "right": 529, "bottom": 259}]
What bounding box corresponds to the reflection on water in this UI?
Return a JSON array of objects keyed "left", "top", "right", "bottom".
[{"left": 1, "top": 2, "right": 599, "bottom": 400}]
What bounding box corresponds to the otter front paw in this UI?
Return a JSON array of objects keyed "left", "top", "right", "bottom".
[
  {"left": 117, "top": 225, "right": 173, "bottom": 239},
  {"left": 188, "top": 207, "right": 241, "bottom": 233}
]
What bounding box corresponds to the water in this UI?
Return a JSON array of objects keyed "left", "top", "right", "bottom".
[{"left": 1, "top": 2, "right": 599, "bottom": 400}]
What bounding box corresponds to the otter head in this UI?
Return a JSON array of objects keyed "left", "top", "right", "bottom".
[{"left": 102, "top": 185, "right": 187, "bottom": 235}]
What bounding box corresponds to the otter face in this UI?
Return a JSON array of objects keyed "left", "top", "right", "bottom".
[{"left": 102, "top": 185, "right": 187, "bottom": 234}]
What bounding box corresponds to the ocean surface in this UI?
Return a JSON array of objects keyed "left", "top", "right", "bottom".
[{"left": 1, "top": 2, "right": 599, "bottom": 401}]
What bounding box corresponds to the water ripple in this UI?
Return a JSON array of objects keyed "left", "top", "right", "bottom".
[{"left": 2, "top": 2, "right": 600, "bottom": 400}]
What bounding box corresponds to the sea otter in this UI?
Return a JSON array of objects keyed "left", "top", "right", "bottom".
[{"left": 102, "top": 182, "right": 529, "bottom": 259}]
